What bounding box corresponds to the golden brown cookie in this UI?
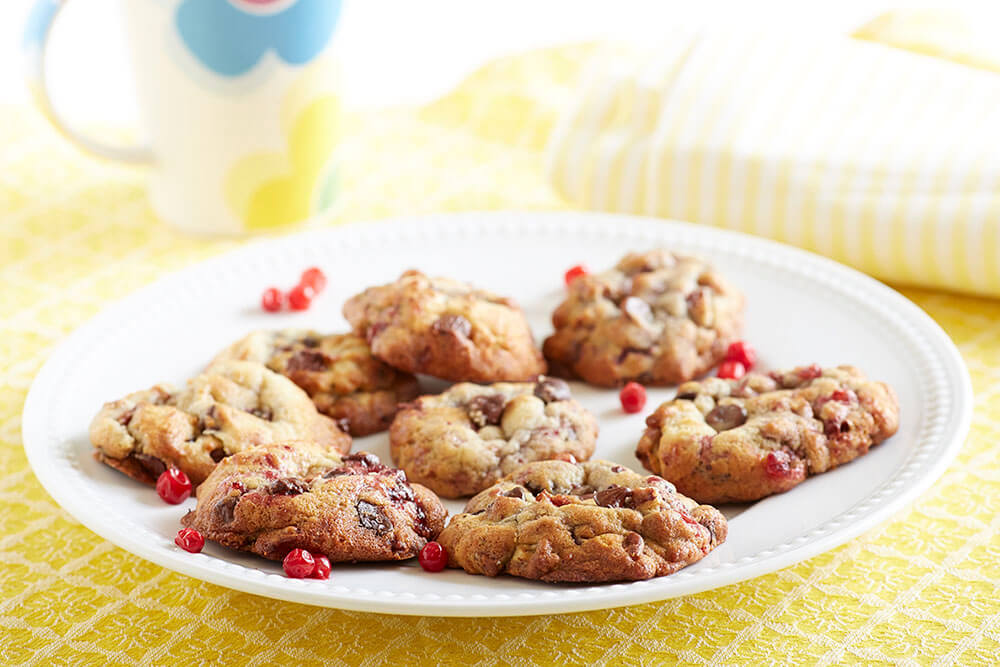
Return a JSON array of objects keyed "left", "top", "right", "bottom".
[
  {"left": 90, "top": 361, "right": 351, "bottom": 486},
  {"left": 389, "top": 377, "right": 598, "bottom": 498},
  {"left": 342, "top": 270, "right": 546, "bottom": 383},
  {"left": 543, "top": 250, "right": 744, "bottom": 386},
  {"left": 181, "top": 443, "right": 447, "bottom": 563},
  {"left": 635, "top": 365, "right": 900, "bottom": 503},
  {"left": 212, "top": 330, "right": 420, "bottom": 436},
  {"left": 437, "top": 459, "right": 727, "bottom": 583}
]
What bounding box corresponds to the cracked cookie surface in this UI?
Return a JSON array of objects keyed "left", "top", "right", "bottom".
[
  {"left": 90, "top": 360, "right": 351, "bottom": 487},
  {"left": 437, "top": 459, "right": 727, "bottom": 582},
  {"left": 635, "top": 365, "right": 900, "bottom": 503},
  {"left": 543, "top": 250, "right": 744, "bottom": 386},
  {"left": 343, "top": 270, "right": 546, "bottom": 383},
  {"left": 389, "top": 377, "right": 598, "bottom": 498},
  {"left": 182, "top": 443, "right": 447, "bottom": 562},
  {"left": 212, "top": 330, "right": 420, "bottom": 436}
]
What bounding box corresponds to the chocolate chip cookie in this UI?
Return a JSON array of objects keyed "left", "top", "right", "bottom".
[
  {"left": 543, "top": 250, "right": 744, "bottom": 387},
  {"left": 90, "top": 360, "right": 351, "bottom": 487},
  {"left": 389, "top": 377, "right": 598, "bottom": 498},
  {"left": 212, "top": 330, "right": 420, "bottom": 436},
  {"left": 437, "top": 459, "right": 727, "bottom": 583},
  {"left": 635, "top": 365, "right": 900, "bottom": 503},
  {"left": 181, "top": 443, "right": 447, "bottom": 563},
  {"left": 342, "top": 270, "right": 546, "bottom": 383}
]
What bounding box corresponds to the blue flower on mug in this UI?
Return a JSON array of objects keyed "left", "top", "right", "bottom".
[{"left": 176, "top": 0, "right": 341, "bottom": 77}]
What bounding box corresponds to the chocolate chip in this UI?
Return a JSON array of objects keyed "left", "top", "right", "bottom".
[
  {"left": 209, "top": 448, "right": 226, "bottom": 463},
  {"left": 286, "top": 349, "right": 328, "bottom": 373},
  {"left": 432, "top": 314, "right": 471, "bottom": 337},
  {"left": 214, "top": 495, "right": 239, "bottom": 524},
  {"left": 533, "top": 377, "right": 571, "bottom": 403},
  {"left": 117, "top": 408, "right": 136, "bottom": 427},
  {"left": 336, "top": 418, "right": 351, "bottom": 434},
  {"left": 594, "top": 485, "right": 632, "bottom": 508},
  {"left": 705, "top": 404, "right": 747, "bottom": 432},
  {"left": 622, "top": 532, "right": 643, "bottom": 558},
  {"left": 301, "top": 337, "right": 320, "bottom": 348},
  {"left": 356, "top": 500, "right": 392, "bottom": 534},
  {"left": 676, "top": 392, "right": 697, "bottom": 400},
  {"left": 201, "top": 405, "right": 220, "bottom": 431},
  {"left": 386, "top": 480, "right": 415, "bottom": 504},
  {"left": 269, "top": 477, "right": 310, "bottom": 496},
  {"left": 466, "top": 394, "right": 506, "bottom": 427},
  {"left": 685, "top": 287, "right": 714, "bottom": 326},
  {"left": 503, "top": 487, "right": 526, "bottom": 499},
  {"left": 610, "top": 465, "right": 625, "bottom": 473},
  {"left": 132, "top": 453, "right": 166, "bottom": 478},
  {"left": 343, "top": 453, "right": 383, "bottom": 469},
  {"left": 249, "top": 406, "right": 273, "bottom": 421}
]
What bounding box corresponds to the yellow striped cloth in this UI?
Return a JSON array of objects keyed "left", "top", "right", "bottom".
[{"left": 546, "top": 27, "right": 1000, "bottom": 297}]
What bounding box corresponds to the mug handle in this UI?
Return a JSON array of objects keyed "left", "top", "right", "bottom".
[{"left": 23, "top": 0, "right": 154, "bottom": 164}]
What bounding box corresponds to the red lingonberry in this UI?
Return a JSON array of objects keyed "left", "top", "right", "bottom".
[
  {"left": 310, "top": 554, "right": 331, "bottom": 580},
  {"left": 174, "top": 528, "right": 204, "bottom": 553},
  {"left": 619, "top": 382, "right": 647, "bottom": 414},
  {"left": 564, "top": 264, "right": 589, "bottom": 285},
  {"left": 300, "top": 267, "right": 327, "bottom": 293},
  {"left": 797, "top": 364, "right": 822, "bottom": 380},
  {"left": 725, "top": 341, "right": 757, "bottom": 369},
  {"left": 283, "top": 548, "right": 316, "bottom": 578},
  {"left": 156, "top": 469, "right": 192, "bottom": 505},
  {"left": 287, "top": 283, "right": 315, "bottom": 311},
  {"left": 764, "top": 451, "right": 793, "bottom": 479},
  {"left": 261, "top": 287, "right": 283, "bottom": 312},
  {"left": 717, "top": 360, "right": 746, "bottom": 380},
  {"left": 418, "top": 541, "right": 448, "bottom": 572}
]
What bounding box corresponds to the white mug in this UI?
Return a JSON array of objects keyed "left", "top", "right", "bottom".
[{"left": 24, "top": 0, "right": 344, "bottom": 235}]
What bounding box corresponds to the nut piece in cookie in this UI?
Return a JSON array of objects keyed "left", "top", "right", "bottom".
[
  {"left": 90, "top": 361, "right": 351, "bottom": 487},
  {"left": 437, "top": 459, "right": 727, "bottom": 583},
  {"left": 543, "top": 250, "right": 744, "bottom": 386},
  {"left": 635, "top": 365, "right": 900, "bottom": 503},
  {"left": 181, "top": 443, "right": 447, "bottom": 563},
  {"left": 389, "top": 377, "right": 598, "bottom": 498},
  {"left": 212, "top": 330, "right": 420, "bottom": 436},
  {"left": 342, "top": 270, "right": 546, "bottom": 383}
]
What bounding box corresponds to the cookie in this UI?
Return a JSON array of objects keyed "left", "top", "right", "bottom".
[
  {"left": 181, "top": 443, "right": 447, "bottom": 563},
  {"left": 635, "top": 364, "right": 900, "bottom": 503},
  {"left": 389, "top": 377, "right": 598, "bottom": 498},
  {"left": 437, "top": 459, "right": 727, "bottom": 583},
  {"left": 90, "top": 360, "right": 351, "bottom": 487},
  {"left": 342, "top": 270, "right": 546, "bottom": 383},
  {"left": 212, "top": 330, "right": 420, "bottom": 436},
  {"left": 543, "top": 250, "right": 744, "bottom": 386}
]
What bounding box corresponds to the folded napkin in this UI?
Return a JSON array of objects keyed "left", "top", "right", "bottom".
[{"left": 546, "top": 26, "right": 1000, "bottom": 297}]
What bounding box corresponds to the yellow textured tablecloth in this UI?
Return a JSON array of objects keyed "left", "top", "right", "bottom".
[{"left": 2, "top": 43, "right": 998, "bottom": 665}]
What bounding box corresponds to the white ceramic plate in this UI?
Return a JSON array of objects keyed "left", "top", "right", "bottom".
[{"left": 23, "top": 212, "right": 971, "bottom": 617}]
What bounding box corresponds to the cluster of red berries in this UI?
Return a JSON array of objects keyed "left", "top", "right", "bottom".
[
  {"left": 718, "top": 341, "right": 756, "bottom": 379},
  {"left": 261, "top": 266, "right": 327, "bottom": 312},
  {"left": 283, "top": 549, "right": 332, "bottom": 579}
]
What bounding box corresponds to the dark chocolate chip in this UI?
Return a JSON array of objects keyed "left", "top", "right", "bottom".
[
  {"left": 356, "top": 500, "right": 392, "bottom": 534},
  {"left": 594, "top": 485, "right": 632, "bottom": 509},
  {"left": 622, "top": 532, "right": 643, "bottom": 558},
  {"left": 301, "top": 336, "right": 320, "bottom": 348},
  {"left": 610, "top": 465, "right": 625, "bottom": 473},
  {"left": 132, "top": 453, "right": 166, "bottom": 478},
  {"left": 269, "top": 477, "right": 310, "bottom": 496},
  {"left": 503, "top": 487, "right": 526, "bottom": 499},
  {"left": 285, "top": 349, "right": 328, "bottom": 373},
  {"left": 533, "top": 377, "right": 571, "bottom": 403},
  {"left": 386, "top": 480, "right": 415, "bottom": 504},
  {"left": 705, "top": 404, "right": 748, "bottom": 432},
  {"left": 466, "top": 394, "right": 506, "bottom": 427},
  {"left": 343, "top": 452, "right": 384, "bottom": 469},
  {"left": 214, "top": 495, "right": 239, "bottom": 524},
  {"left": 676, "top": 392, "right": 697, "bottom": 400},
  {"left": 209, "top": 447, "right": 227, "bottom": 463},
  {"left": 117, "top": 408, "right": 136, "bottom": 427},
  {"left": 432, "top": 313, "right": 472, "bottom": 337}
]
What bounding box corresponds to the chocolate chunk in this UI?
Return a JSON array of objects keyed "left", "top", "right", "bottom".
[
  {"left": 214, "top": 495, "right": 239, "bottom": 524},
  {"left": 594, "top": 485, "right": 632, "bottom": 508},
  {"left": 533, "top": 377, "right": 571, "bottom": 403},
  {"left": 676, "top": 392, "right": 697, "bottom": 400},
  {"left": 685, "top": 287, "right": 714, "bottom": 326},
  {"left": 209, "top": 447, "right": 227, "bottom": 463},
  {"left": 705, "top": 404, "right": 747, "bottom": 432},
  {"left": 412, "top": 503, "right": 433, "bottom": 538},
  {"left": 610, "top": 465, "right": 625, "bottom": 473},
  {"left": 622, "top": 532, "right": 644, "bottom": 558},
  {"left": 269, "top": 477, "right": 310, "bottom": 496},
  {"left": 386, "top": 480, "right": 415, "bottom": 504},
  {"left": 503, "top": 487, "right": 526, "bottom": 499},
  {"left": 117, "top": 408, "right": 136, "bottom": 427},
  {"left": 301, "top": 336, "right": 320, "bottom": 348},
  {"left": 286, "top": 349, "right": 328, "bottom": 373},
  {"left": 432, "top": 314, "right": 472, "bottom": 337},
  {"left": 343, "top": 452, "right": 384, "bottom": 470},
  {"left": 132, "top": 453, "right": 166, "bottom": 478},
  {"left": 466, "top": 394, "right": 506, "bottom": 427},
  {"left": 201, "top": 405, "right": 220, "bottom": 431},
  {"left": 356, "top": 500, "right": 392, "bottom": 534},
  {"left": 249, "top": 406, "right": 273, "bottom": 421}
]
